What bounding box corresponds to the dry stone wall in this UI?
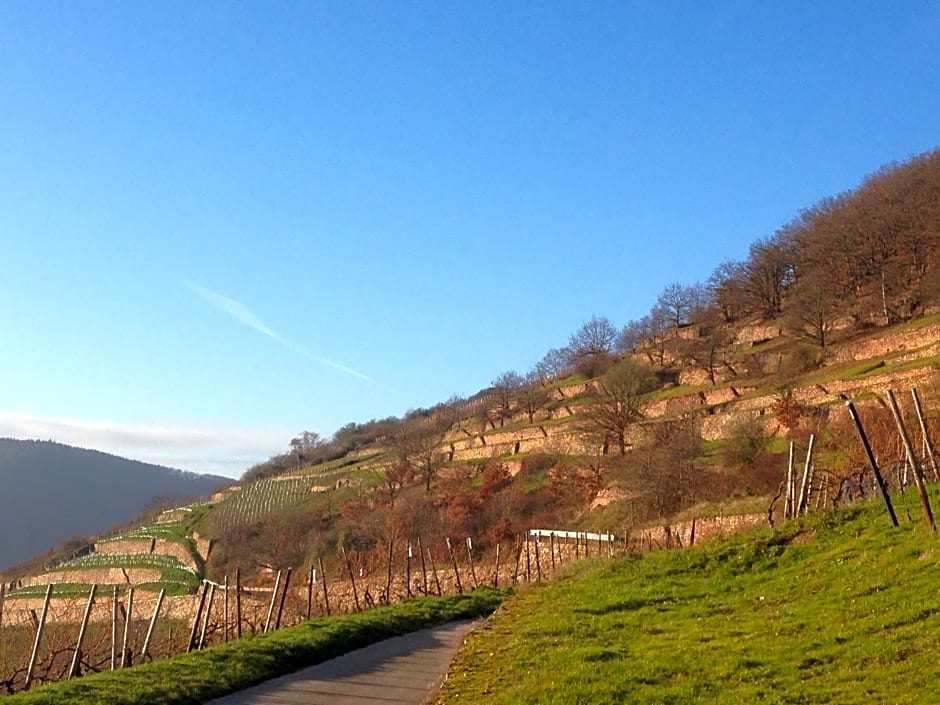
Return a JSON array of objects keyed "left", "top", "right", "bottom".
[
  {"left": 832, "top": 323, "right": 940, "bottom": 364},
  {"left": 22, "top": 567, "right": 162, "bottom": 588},
  {"left": 630, "top": 514, "right": 766, "bottom": 548},
  {"left": 94, "top": 539, "right": 155, "bottom": 556},
  {"left": 93, "top": 538, "right": 199, "bottom": 572}
]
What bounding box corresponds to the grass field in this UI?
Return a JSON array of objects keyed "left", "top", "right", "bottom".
[{"left": 436, "top": 498, "right": 940, "bottom": 704}]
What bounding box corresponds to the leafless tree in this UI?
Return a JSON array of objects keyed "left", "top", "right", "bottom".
[
  {"left": 657, "top": 282, "right": 695, "bottom": 328},
  {"left": 743, "top": 231, "right": 797, "bottom": 317},
  {"left": 518, "top": 371, "right": 551, "bottom": 423},
  {"left": 578, "top": 359, "right": 658, "bottom": 455},
  {"left": 566, "top": 315, "right": 617, "bottom": 377},
  {"left": 534, "top": 347, "right": 571, "bottom": 382},
  {"left": 391, "top": 419, "right": 448, "bottom": 493},
  {"left": 707, "top": 260, "right": 748, "bottom": 323},
  {"left": 490, "top": 371, "right": 525, "bottom": 426}
]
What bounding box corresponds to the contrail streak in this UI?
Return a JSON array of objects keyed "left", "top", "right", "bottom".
[
  {"left": 186, "top": 282, "right": 288, "bottom": 345},
  {"left": 186, "top": 281, "right": 372, "bottom": 382}
]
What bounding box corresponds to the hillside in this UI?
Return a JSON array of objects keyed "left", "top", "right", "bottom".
[
  {"left": 0, "top": 439, "right": 227, "bottom": 570},
  {"left": 7, "top": 292, "right": 939, "bottom": 602},
  {"left": 4, "top": 493, "right": 938, "bottom": 704},
  {"left": 5, "top": 149, "right": 940, "bottom": 593},
  {"left": 1, "top": 150, "right": 940, "bottom": 698},
  {"left": 435, "top": 499, "right": 940, "bottom": 704}
]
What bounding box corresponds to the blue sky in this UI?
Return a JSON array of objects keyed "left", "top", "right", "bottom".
[{"left": 1, "top": 2, "right": 938, "bottom": 478}]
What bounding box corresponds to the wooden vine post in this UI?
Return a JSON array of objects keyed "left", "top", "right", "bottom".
[
  {"left": 70, "top": 584, "right": 97, "bottom": 679},
  {"left": 417, "top": 537, "right": 429, "bottom": 596},
  {"left": 911, "top": 388, "right": 940, "bottom": 480},
  {"left": 466, "top": 537, "right": 479, "bottom": 589},
  {"left": 25, "top": 584, "right": 53, "bottom": 690},
  {"left": 887, "top": 389, "right": 936, "bottom": 532},
  {"left": 235, "top": 568, "right": 243, "bottom": 639},
  {"left": 140, "top": 588, "right": 165, "bottom": 662},
  {"left": 111, "top": 586, "right": 119, "bottom": 670},
  {"left": 842, "top": 394, "right": 899, "bottom": 527},
  {"left": 341, "top": 547, "right": 361, "bottom": 611},
  {"left": 385, "top": 540, "right": 394, "bottom": 604},
  {"left": 492, "top": 542, "right": 501, "bottom": 588},
  {"left": 784, "top": 441, "right": 795, "bottom": 519},
  {"left": 223, "top": 576, "right": 229, "bottom": 642},
  {"left": 445, "top": 538, "right": 463, "bottom": 593},
  {"left": 188, "top": 581, "right": 209, "bottom": 652},
  {"left": 121, "top": 586, "right": 134, "bottom": 667},
  {"left": 525, "top": 534, "right": 531, "bottom": 582},
  {"left": 307, "top": 566, "right": 315, "bottom": 621},
  {"left": 318, "top": 556, "right": 331, "bottom": 616},
  {"left": 534, "top": 534, "right": 542, "bottom": 582},
  {"left": 199, "top": 582, "right": 216, "bottom": 649},
  {"left": 274, "top": 567, "right": 292, "bottom": 631},
  {"left": 797, "top": 434, "right": 816, "bottom": 515},
  {"left": 264, "top": 570, "right": 282, "bottom": 633},
  {"left": 405, "top": 542, "right": 413, "bottom": 598},
  {"left": 426, "top": 546, "right": 443, "bottom": 596}
]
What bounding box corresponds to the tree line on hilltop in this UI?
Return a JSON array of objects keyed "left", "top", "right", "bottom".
[{"left": 243, "top": 148, "right": 940, "bottom": 484}]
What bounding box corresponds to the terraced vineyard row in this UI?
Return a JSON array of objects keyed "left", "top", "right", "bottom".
[
  {"left": 57, "top": 552, "right": 197, "bottom": 575},
  {"left": 98, "top": 504, "right": 209, "bottom": 543},
  {"left": 210, "top": 477, "right": 319, "bottom": 531},
  {"left": 7, "top": 553, "right": 200, "bottom": 597}
]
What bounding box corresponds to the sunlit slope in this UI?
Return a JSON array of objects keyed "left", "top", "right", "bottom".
[{"left": 437, "top": 498, "right": 940, "bottom": 704}]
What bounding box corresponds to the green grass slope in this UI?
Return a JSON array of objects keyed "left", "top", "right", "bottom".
[{"left": 437, "top": 499, "right": 940, "bottom": 704}]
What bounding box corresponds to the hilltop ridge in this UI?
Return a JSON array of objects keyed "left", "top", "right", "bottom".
[{"left": 0, "top": 439, "right": 227, "bottom": 571}]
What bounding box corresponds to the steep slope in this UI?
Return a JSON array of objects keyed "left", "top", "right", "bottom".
[
  {"left": 436, "top": 500, "right": 940, "bottom": 704},
  {"left": 0, "top": 439, "right": 227, "bottom": 570}
]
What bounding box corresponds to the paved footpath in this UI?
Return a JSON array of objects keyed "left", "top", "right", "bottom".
[{"left": 204, "top": 619, "right": 480, "bottom": 705}]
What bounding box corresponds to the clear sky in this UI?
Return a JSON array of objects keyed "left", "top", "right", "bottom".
[{"left": 1, "top": 2, "right": 938, "bottom": 478}]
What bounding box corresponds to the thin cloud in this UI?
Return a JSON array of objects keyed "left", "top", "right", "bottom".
[
  {"left": 186, "top": 281, "right": 288, "bottom": 345},
  {"left": 295, "top": 348, "right": 374, "bottom": 382},
  {"left": 0, "top": 410, "right": 291, "bottom": 479},
  {"left": 186, "top": 281, "right": 373, "bottom": 382}
]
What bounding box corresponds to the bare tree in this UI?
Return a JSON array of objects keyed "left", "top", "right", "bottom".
[
  {"left": 743, "top": 232, "right": 796, "bottom": 317},
  {"left": 617, "top": 318, "right": 649, "bottom": 355},
  {"left": 632, "top": 417, "right": 702, "bottom": 515},
  {"left": 645, "top": 306, "right": 672, "bottom": 367},
  {"left": 534, "top": 347, "right": 571, "bottom": 382},
  {"left": 578, "top": 359, "right": 658, "bottom": 455},
  {"left": 391, "top": 419, "right": 448, "bottom": 493},
  {"left": 518, "top": 371, "right": 551, "bottom": 423},
  {"left": 707, "top": 260, "right": 748, "bottom": 323},
  {"left": 786, "top": 277, "right": 842, "bottom": 347},
  {"left": 567, "top": 316, "right": 617, "bottom": 377},
  {"left": 682, "top": 319, "right": 731, "bottom": 384},
  {"left": 490, "top": 371, "right": 525, "bottom": 426},
  {"left": 289, "top": 431, "right": 324, "bottom": 469},
  {"left": 376, "top": 459, "right": 411, "bottom": 506},
  {"left": 657, "top": 282, "right": 695, "bottom": 328}
]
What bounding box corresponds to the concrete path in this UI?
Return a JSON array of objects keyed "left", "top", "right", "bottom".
[{"left": 204, "top": 619, "right": 479, "bottom": 705}]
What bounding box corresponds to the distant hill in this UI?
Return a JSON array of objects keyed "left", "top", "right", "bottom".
[{"left": 0, "top": 438, "right": 228, "bottom": 570}]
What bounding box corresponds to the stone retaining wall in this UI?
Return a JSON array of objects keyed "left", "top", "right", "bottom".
[
  {"left": 630, "top": 513, "right": 766, "bottom": 548},
  {"left": 93, "top": 538, "right": 199, "bottom": 571},
  {"left": 22, "top": 567, "right": 162, "bottom": 588}
]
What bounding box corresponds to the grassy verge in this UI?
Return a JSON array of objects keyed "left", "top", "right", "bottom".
[
  {"left": 436, "top": 501, "right": 940, "bottom": 704},
  {"left": 7, "top": 589, "right": 506, "bottom": 705}
]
